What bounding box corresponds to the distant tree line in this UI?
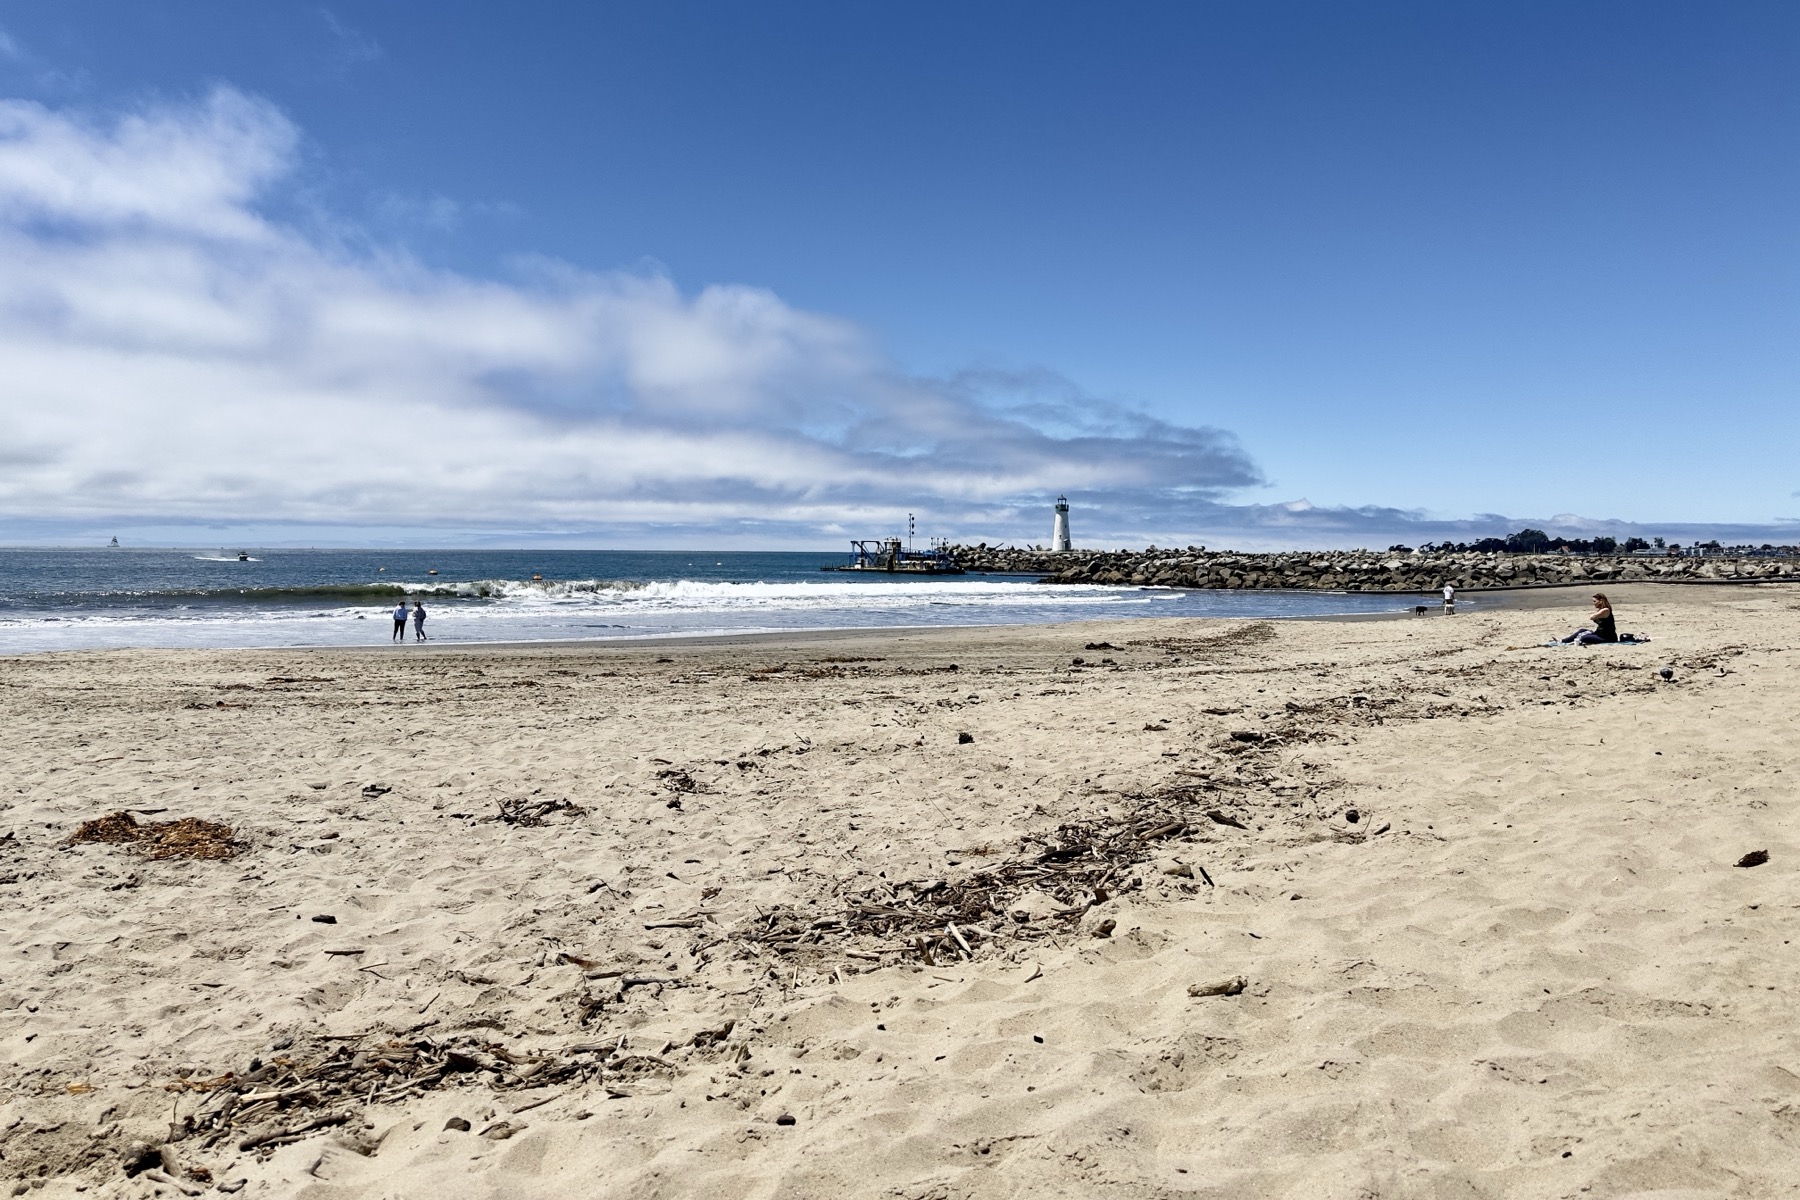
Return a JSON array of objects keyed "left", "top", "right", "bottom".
[{"left": 1389, "top": 530, "right": 1800, "bottom": 557}]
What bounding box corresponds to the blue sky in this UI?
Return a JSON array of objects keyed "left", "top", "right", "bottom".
[{"left": 0, "top": 2, "right": 1795, "bottom": 548}]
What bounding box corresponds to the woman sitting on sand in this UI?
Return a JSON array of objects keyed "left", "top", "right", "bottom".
[{"left": 1561, "top": 592, "right": 1617, "bottom": 645}]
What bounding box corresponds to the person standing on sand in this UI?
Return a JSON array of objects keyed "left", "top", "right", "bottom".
[
  {"left": 412, "top": 600, "right": 428, "bottom": 642},
  {"left": 1442, "top": 583, "right": 1456, "bottom": 614},
  {"left": 392, "top": 602, "right": 408, "bottom": 642},
  {"left": 1561, "top": 593, "right": 1617, "bottom": 645}
]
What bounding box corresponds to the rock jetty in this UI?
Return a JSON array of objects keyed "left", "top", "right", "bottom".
[{"left": 947, "top": 545, "right": 1800, "bottom": 592}]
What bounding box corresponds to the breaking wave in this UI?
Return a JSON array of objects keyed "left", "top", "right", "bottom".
[
  {"left": 28, "top": 577, "right": 1109, "bottom": 607},
  {"left": 44, "top": 578, "right": 657, "bottom": 603}
]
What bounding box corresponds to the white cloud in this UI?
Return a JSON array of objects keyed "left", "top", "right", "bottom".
[
  {"left": 0, "top": 87, "right": 1265, "bottom": 543},
  {"left": 0, "top": 89, "right": 291, "bottom": 237}
]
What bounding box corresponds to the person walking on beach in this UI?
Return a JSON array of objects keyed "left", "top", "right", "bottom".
[
  {"left": 1441, "top": 583, "right": 1456, "bottom": 614},
  {"left": 392, "top": 602, "right": 408, "bottom": 642},
  {"left": 412, "top": 600, "right": 428, "bottom": 642},
  {"left": 1561, "top": 593, "right": 1617, "bottom": 645}
]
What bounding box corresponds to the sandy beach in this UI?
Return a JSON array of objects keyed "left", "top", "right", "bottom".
[{"left": 3, "top": 582, "right": 1797, "bottom": 1198}]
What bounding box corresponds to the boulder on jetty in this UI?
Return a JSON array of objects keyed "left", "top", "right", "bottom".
[{"left": 946, "top": 544, "right": 1800, "bottom": 592}]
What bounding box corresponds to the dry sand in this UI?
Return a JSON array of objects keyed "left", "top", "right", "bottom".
[{"left": 2, "top": 583, "right": 1798, "bottom": 1198}]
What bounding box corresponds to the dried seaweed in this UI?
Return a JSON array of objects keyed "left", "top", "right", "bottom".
[
  {"left": 493, "top": 797, "right": 586, "bottom": 827},
  {"left": 655, "top": 768, "right": 707, "bottom": 794},
  {"left": 66, "top": 811, "right": 240, "bottom": 860},
  {"left": 1128, "top": 622, "right": 1278, "bottom": 655},
  {"left": 725, "top": 801, "right": 1200, "bottom": 969},
  {"left": 164, "top": 1034, "right": 656, "bottom": 1155}
]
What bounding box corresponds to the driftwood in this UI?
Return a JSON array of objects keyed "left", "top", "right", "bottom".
[
  {"left": 238, "top": 1113, "right": 349, "bottom": 1151},
  {"left": 1188, "top": 976, "right": 1248, "bottom": 998},
  {"left": 140, "top": 1169, "right": 206, "bottom": 1197},
  {"left": 494, "top": 797, "right": 586, "bottom": 826},
  {"left": 166, "top": 1033, "right": 671, "bottom": 1156},
  {"left": 556, "top": 952, "right": 604, "bottom": 969},
  {"left": 731, "top": 799, "right": 1226, "bottom": 969}
]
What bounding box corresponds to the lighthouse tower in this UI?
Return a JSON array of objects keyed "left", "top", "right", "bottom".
[{"left": 1052, "top": 495, "right": 1072, "bottom": 552}]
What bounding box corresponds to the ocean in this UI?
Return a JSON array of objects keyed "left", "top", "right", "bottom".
[{"left": 0, "top": 548, "right": 1416, "bottom": 654}]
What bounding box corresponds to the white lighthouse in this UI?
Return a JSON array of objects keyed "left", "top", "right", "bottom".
[{"left": 1052, "top": 495, "right": 1072, "bottom": 552}]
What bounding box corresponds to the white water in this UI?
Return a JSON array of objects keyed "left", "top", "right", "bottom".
[{"left": 0, "top": 574, "right": 1412, "bottom": 653}]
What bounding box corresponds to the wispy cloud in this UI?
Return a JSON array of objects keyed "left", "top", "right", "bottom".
[
  {"left": 367, "top": 190, "right": 524, "bottom": 236},
  {"left": 0, "top": 87, "right": 1267, "bottom": 545},
  {"left": 0, "top": 26, "right": 92, "bottom": 99},
  {"left": 370, "top": 189, "right": 462, "bottom": 232},
  {"left": 318, "top": 10, "right": 383, "bottom": 72}
]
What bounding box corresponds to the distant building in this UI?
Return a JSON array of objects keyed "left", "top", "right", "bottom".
[{"left": 1052, "top": 495, "right": 1072, "bottom": 552}]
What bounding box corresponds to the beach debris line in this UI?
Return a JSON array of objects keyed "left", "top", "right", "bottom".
[
  {"left": 156, "top": 1031, "right": 691, "bottom": 1157},
  {"left": 65, "top": 811, "right": 240, "bottom": 860},
  {"left": 776, "top": 742, "right": 1348, "bottom": 968},
  {"left": 1134, "top": 621, "right": 1279, "bottom": 656},
  {"left": 728, "top": 800, "right": 1212, "bottom": 969}
]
